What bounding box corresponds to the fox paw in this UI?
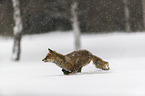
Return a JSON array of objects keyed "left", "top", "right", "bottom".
[{"left": 62, "top": 69, "right": 71, "bottom": 75}]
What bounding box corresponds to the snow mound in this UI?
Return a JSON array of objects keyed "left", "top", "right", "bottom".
[{"left": 0, "top": 32, "right": 145, "bottom": 96}]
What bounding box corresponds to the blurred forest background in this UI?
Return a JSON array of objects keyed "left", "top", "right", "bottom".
[
  {"left": 1, "top": 1, "right": 145, "bottom": 95},
  {"left": 0, "top": 0, "right": 145, "bottom": 37}
]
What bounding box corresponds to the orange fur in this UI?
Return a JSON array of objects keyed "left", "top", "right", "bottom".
[{"left": 42, "top": 48, "right": 110, "bottom": 75}]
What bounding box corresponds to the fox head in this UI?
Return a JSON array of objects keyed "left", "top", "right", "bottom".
[
  {"left": 42, "top": 48, "right": 56, "bottom": 62},
  {"left": 96, "top": 59, "right": 110, "bottom": 70}
]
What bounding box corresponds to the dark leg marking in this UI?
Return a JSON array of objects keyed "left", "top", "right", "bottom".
[
  {"left": 77, "top": 67, "right": 82, "bottom": 72},
  {"left": 62, "top": 69, "right": 71, "bottom": 75}
]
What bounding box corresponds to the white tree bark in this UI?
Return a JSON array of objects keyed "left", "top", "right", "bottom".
[
  {"left": 12, "top": 0, "right": 23, "bottom": 61},
  {"left": 123, "top": 0, "right": 131, "bottom": 32},
  {"left": 71, "top": 1, "right": 81, "bottom": 50}
]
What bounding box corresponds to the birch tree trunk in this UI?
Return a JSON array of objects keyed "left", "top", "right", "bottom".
[
  {"left": 123, "top": 0, "right": 131, "bottom": 32},
  {"left": 12, "top": 0, "right": 23, "bottom": 61},
  {"left": 142, "top": 0, "right": 145, "bottom": 30},
  {"left": 71, "top": 1, "right": 81, "bottom": 50}
]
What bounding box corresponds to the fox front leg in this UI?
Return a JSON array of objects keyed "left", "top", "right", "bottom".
[{"left": 62, "top": 69, "right": 72, "bottom": 75}]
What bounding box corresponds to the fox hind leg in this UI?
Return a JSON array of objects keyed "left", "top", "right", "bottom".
[
  {"left": 71, "top": 61, "right": 82, "bottom": 73},
  {"left": 62, "top": 61, "right": 82, "bottom": 75}
]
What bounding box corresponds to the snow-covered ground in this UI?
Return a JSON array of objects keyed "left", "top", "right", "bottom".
[{"left": 0, "top": 31, "right": 145, "bottom": 96}]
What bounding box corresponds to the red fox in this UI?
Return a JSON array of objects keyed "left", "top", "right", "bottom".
[{"left": 42, "top": 48, "right": 110, "bottom": 75}]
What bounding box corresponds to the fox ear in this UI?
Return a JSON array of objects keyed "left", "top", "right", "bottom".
[{"left": 48, "top": 48, "right": 53, "bottom": 54}]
